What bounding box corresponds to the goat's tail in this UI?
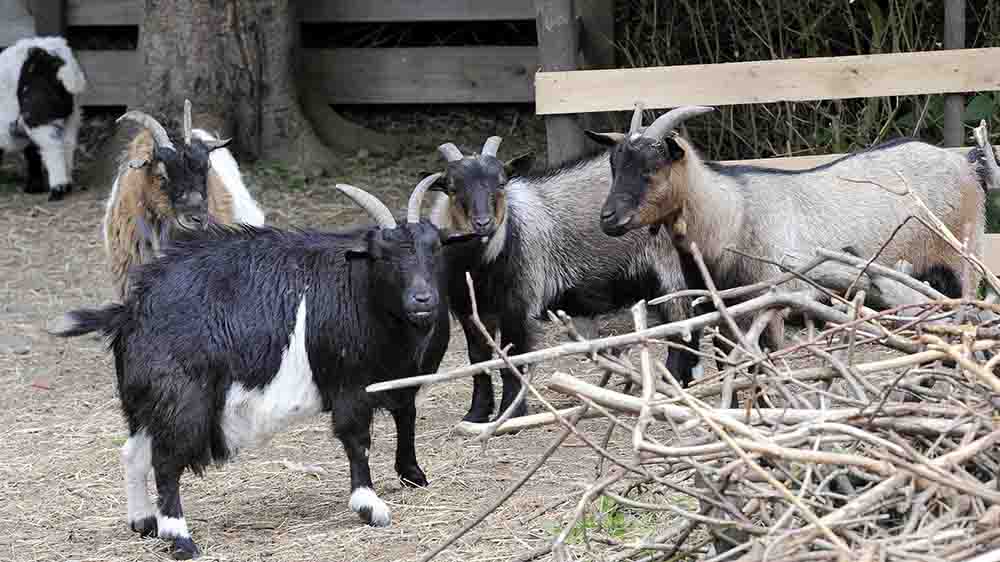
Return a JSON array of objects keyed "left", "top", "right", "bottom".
[{"left": 49, "top": 304, "right": 128, "bottom": 339}]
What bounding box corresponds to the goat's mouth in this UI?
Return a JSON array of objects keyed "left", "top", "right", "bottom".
[
  {"left": 177, "top": 214, "right": 207, "bottom": 230},
  {"left": 406, "top": 309, "right": 436, "bottom": 327},
  {"left": 600, "top": 210, "right": 639, "bottom": 237}
]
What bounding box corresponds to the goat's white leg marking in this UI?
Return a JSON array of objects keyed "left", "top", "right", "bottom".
[
  {"left": 24, "top": 123, "right": 70, "bottom": 187},
  {"left": 156, "top": 514, "right": 191, "bottom": 539},
  {"left": 221, "top": 295, "right": 323, "bottom": 454},
  {"left": 349, "top": 487, "right": 391, "bottom": 527},
  {"left": 121, "top": 431, "right": 155, "bottom": 525}
]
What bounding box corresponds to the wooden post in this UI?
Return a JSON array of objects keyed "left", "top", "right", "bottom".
[
  {"left": 535, "top": 0, "right": 586, "bottom": 166},
  {"left": 29, "top": 0, "right": 65, "bottom": 36},
  {"left": 575, "top": 0, "right": 615, "bottom": 133},
  {"left": 943, "top": 0, "right": 965, "bottom": 147}
]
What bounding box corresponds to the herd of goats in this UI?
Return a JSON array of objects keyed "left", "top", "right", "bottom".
[{"left": 3, "top": 36, "right": 999, "bottom": 560}]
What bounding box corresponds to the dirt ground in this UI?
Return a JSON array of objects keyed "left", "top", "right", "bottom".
[{"left": 0, "top": 108, "right": 684, "bottom": 562}]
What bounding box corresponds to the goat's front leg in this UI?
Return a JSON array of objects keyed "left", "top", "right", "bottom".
[
  {"left": 334, "top": 405, "right": 391, "bottom": 527},
  {"left": 496, "top": 316, "right": 530, "bottom": 421},
  {"left": 457, "top": 313, "right": 496, "bottom": 423},
  {"left": 24, "top": 122, "right": 72, "bottom": 200},
  {"left": 22, "top": 144, "right": 45, "bottom": 193},
  {"left": 389, "top": 390, "right": 427, "bottom": 488}
]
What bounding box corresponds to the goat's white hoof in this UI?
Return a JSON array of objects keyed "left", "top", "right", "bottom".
[{"left": 349, "top": 487, "right": 391, "bottom": 527}]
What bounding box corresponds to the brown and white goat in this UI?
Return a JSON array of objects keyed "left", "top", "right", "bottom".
[
  {"left": 103, "top": 100, "right": 265, "bottom": 299},
  {"left": 588, "top": 105, "right": 986, "bottom": 308}
]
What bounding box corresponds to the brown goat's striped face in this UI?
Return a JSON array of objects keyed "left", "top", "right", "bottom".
[{"left": 585, "top": 132, "right": 688, "bottom": 237}]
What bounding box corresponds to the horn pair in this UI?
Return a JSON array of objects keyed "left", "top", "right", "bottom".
[
  {"left": 117, "top": 99, "right": 230, "bottom": 152},
  {"left": 626, "top": 103, "right": 715, "bottom": 139},
  {"left": 335, "top": 173, "right": 441, "bottom": 229},
  {"left": 437, "top": 136, "right": 503, "bottom": 163}
]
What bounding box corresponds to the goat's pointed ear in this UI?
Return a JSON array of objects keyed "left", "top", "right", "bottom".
[
  {"left": 205, "top": 138, "right": 233, "bottom": 152},
  {"left": 584, "top": 130, "right": 625, "bottom": 147},
  {"left": 426, "top": 172, "right": 451, "bottom": 194},
  {"left": 504, "top": 152, "right": 534, "bottom": 177},
  {"left": 664, "top": 136, "right": 685, "bottom": 161}
]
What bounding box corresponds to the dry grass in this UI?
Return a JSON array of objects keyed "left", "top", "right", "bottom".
[{"left": 0, "top": 108, "right": 677, "bottom": 562}]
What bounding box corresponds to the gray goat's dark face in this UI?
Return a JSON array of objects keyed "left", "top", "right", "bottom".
[
  {"left": 348, "top": 221, "right": 465, "bottom": 328},
  {"left": 585, "top": 132, "right": 687, "bottom": 237},
  {"left": 153, "top": 139, "right": 215, "bottom": 230},
  {"left": 442, "top": 155, "right": 509, "bottom": 237}
]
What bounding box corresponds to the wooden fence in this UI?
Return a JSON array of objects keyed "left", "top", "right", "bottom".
[{"left": 0, "top": 0, "right": 613, "bottom": 108}]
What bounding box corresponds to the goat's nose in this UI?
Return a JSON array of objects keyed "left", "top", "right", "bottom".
[{"left": 412, "top": 291, "right": 433, "bottom": 304}]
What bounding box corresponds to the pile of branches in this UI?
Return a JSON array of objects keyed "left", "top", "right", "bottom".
[{"left": 369, "top": 176, "right": 1000, "bottom": 562}]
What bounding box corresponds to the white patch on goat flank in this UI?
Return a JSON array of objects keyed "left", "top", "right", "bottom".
[
  {"left": 156, "top": 515, "right": 190, "bottom": 539},
  {"left": 192, "top": 128, "right": 266, "bottom": 226},
  {"left": 221, "top": 296, "right": 323, "bottom": 454},
  {"left": 349, "top": 487, "right": 391, "bottom": 527},
  {"left": 121, "top": 430, "right": 155, "bottom": 524}
]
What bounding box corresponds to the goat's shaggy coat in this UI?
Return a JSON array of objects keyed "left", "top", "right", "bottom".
[
  {"left": 53, "top": 177, "right": 458, "bottom": 560},
  {"left": 432, "top": 139, "right": 699, "bottom": 423},
  {"left": 0, "top": 36, "right": 86, "bottom": 200},
  {"left": 103, "top": 126, "right": 265, "bottom": 299}
]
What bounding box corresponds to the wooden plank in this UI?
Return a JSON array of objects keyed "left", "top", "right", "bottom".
[
  {"left": 29, "top": 0, "right": 63, "bottom": 36},
  {"left": 720, "top": 147, "right": 971, "bottom": 171},
  {"left": 300, "top": 0, "right": 534, "bottom": 22},
  {"left": 943, "top": 0, "right": 966, "bottom": 147},
  {"left": 535, "top": 0, "right": 585, "bottom": 166},
  {"left": 535, "top": 47, "right": 1000, "bottom": 115},
  {"left": 0, "top": 0, "right": 35, "bottom": 46},
  {"left": 76, "top": 50, "right": 138, "bottom": 106},
  {"left": 301, "top": 47, "right": 536, "bottom": 104},
  {"left": 65, "top": 0, "right": 140, "bottom": 26},
  {"left": 984, "top": 234, "right": 1000, "bottom": 275}
]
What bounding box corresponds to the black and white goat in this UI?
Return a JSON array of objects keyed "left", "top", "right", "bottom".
[
  {"left": 591, "top": 106, "right": 985, "bottom": 343},
  {"left": 103, "top": 101, "right": 265, "bottom": 299},
  {"left": 430, "top": 136, "right": 701, "bottom": 423},
  {"left": 0, "top": 36, "right": 86, "bottom": 200},
  {"left": 52, "top": 174, "right": 471, "bottom": 560}
]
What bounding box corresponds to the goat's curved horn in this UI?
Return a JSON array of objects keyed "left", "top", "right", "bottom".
[
  {"left": 438, "top": 142, "right": 464, "bottom": 163},
  {"left": 481, "top": 136, "right": 502, "bottom": 158},
  {"left": 407, "top": 172, "right": 442, "bottom": 224},
  {"left": 628, "top": 102, "right": 645, "bottom": 136},
  {"left": 335, "top": 184, "right": 397, "bottom": 229},
  {"left": 642, "top": 105, "right": 714, "bottom": 140},
  {"left": 183, "top": 99, "right": 193, "bottom": 146},
  {"left": 117, "top": 110, "right": 175, "bottom": 152}
]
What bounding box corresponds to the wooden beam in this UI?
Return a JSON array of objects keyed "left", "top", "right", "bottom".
[
  {"left": 943, "top": 0, "right": 966, "bottom": 147},
  {"left": 719, "top": 147, "right": 970, "bottom": 171},
  {"left": 29, "top": 0, "right": 64, "bottom": 36},
  {"left": 0, "top": 0, "right": 35, "bottom": 46},
  {"left": 535, "top": 47, "right": 1000, "bottom": 115},
  {"left": 302, "top": 47, "right": 537, "bottom": 104},
  {"left": 535, "top": 0, "right": 586, "bottom": 166},
  {"left": 66, "top": 0, "right": 140, "bottom": 26},
  {"left": 76, "top": 50, "right": 138, "bottom": 106},
  {"left": 300, "top": 0, "right": 534, "bottom": 22}
]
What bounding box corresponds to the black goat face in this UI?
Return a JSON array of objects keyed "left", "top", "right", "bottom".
[
  {"left": 153, "top": 140, "right": 213, "bottom": 231},
  {"left": 585, "top": 131, "right": 687, "bottom": 237},
  {"left": 441, "top": 155, "right": 509, "bottom": 238},
  {"left": 348, "top": 221, "right": 457, "bottom": 328}
]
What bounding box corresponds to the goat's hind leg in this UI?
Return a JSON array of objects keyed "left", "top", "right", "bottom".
[
  {"left": 121, "top": 430, "right": 157, "bottom": 537},
  {"left": 390, "top": 390, "right": 427, "bottom": 488},
  {"left": 152, "top": 454, "right": 199, "bottom": 559}
]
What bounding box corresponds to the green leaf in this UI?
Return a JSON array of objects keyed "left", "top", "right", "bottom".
[{"left": 963, "top": 93, "right": 996, "bottom": 123}]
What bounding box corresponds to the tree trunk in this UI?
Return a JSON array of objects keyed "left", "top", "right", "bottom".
[{"left": 138, "top": 0, "right": 333, "bottom": 168}]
